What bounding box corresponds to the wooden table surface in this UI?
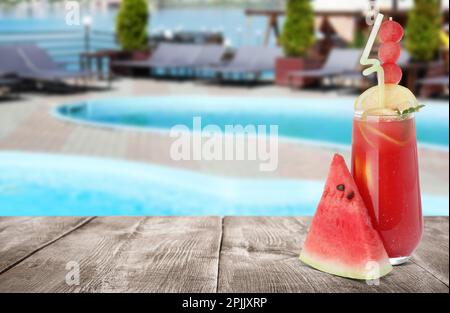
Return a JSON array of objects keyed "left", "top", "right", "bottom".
[{"left": 0, "top": 217, "right": 447, "bottom": 293}]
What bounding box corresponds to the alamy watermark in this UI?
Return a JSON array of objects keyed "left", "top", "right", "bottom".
[
  {"left": 65, "top": 1, "right": 81, "bottom": 26},
  {"left": 65, "top": 261, "right": 80, "bottom": 286},
  {"left": 170, "top": 117, "right": 279, "bottom": 172},
  {"left": 366, "top": 0, "right": 379, "bottom": 26},
  {"left": 365, "top": 260, "right": 381, "bottom": 286}
]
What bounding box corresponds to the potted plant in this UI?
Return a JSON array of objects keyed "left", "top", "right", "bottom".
[
  {"left": 116, "top": 0, "right": 149, "bottom": 61},
  {"left": 404, "top": 0, "right": 442, "bottom": 93},
  {"left": 276, "top": 0, "right": 315, "bottom": 86}
]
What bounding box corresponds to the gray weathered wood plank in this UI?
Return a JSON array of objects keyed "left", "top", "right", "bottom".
[
  {"left": 218, "top": 217, "right": 449, "bottom": 293},
  {"left": 0, "top": 216, "right": 447, "bottom": 293},
  {"left": 0, "top": 217, "right": 92, "bottom": 274},
  {"left": 0, "top": 216, "right": 222, "bottom": 293},
  {"left": 411, "top": 217, "right": 449, "bottom": 286}
]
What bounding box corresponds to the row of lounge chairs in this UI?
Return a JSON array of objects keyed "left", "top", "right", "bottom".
[
  {"left": 1, "top": 43, "right": 283, "bottom": 96},
  {"left": 288, "top": 48, "right": 418, "bottom": 87},
  {"left": 1, "top": 42, "right": 448, "bottom": 97},
  {"left": 112, "top": 43, "right": 283, "bottom": 80},
  {"left": 111, "top": 44, "right": 417, "bottom": 90}
]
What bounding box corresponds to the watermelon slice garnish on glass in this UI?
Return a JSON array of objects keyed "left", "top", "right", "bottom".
[{"left": 299, "top": 154, "right": 392, "bottom": 280}]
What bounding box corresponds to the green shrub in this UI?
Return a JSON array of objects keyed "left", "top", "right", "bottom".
[
  {"left": 405, "top": 0, "right": 442, "bottom": 61},
  {"left": 351, "top": 28, "right": 366, "bottom": 48},
  {"left": 280, "top": 0, "right": 315, "bottom": 57},
  {"left": 116, "top": 0, "right": 149, "bottom": 51}
]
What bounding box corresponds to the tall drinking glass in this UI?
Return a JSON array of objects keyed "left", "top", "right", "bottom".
[{"left": 351, "top": 112, "right": 423, "bottom": 265}]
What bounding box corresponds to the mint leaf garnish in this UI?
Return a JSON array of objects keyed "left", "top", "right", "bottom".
[{"left": 394, "top": 104, "right": 426, "bottom": 117}]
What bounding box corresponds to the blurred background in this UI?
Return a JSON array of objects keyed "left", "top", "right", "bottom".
[{"left": 0, "top": 0, "right": 448, "bottom": 216}]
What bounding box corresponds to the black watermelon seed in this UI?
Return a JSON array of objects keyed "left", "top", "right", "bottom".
[
  {"left": 346, "top": 191, "right": 355, "bottom": 200},
  {"left": 336, "top": 184, "right": 345, "bottom": 191}
]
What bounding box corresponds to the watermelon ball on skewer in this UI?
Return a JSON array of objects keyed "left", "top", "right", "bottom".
[
  {"left": 378, "top": 18, "right": 404, "bottom": 85},
  {"left": 378, "top": 41, "right": 401, "bottom": 63},
  {"left": 382, "top": 63, "right": 403, "bottom": 84},
  {"left": 379, "top": 19, "right": 404, "bottom": 43}
]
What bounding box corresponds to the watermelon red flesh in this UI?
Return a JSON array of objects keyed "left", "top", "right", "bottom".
[{"left": 299, "top": 154, "right": 392, "bottom": 280}]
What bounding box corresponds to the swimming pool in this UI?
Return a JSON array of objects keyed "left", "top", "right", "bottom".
[
  {"left": 55, "top": 96, "right": 449, "bottom": 149},
  {"left": 0, "top": 152, "right": 447, "bottom": 216},
  {"left": 0, "top": 152, "right": 321, "bottom": 216}
]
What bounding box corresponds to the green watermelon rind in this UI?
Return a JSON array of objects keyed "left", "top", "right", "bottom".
[
  {"left": 299, "top": 250, "right": 393, "bottom": 280},
  {"left": 298, "top": 154, "right": 394, "bottom": 281}
]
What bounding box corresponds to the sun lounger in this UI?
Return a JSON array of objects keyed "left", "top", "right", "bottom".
[
  {"left": 288, "top": 49, "right": 362, "bottom": 84},
  {"left": 202, "top": 46, "right": 283, "bottom": 80},
  {"left": 0, "top": 77, "right": 17, "bottom": 84},
  {"left": 0, "top": 44, "right": 92, "bottom": 87},
  {"left": 418, "top": 76, "right": 449, "bottom": 97},
  {"left": 112, "top": 43, "right": 225, "bottom": 75},
  {"left": 191, "top": 44, "right": 227, "bottom": 67},
  {"left": 419, "top": 76, "right": 450, "bottom": 86},
  {"left": 0, "top": 56, "right": 20, "bottom": 97},
  {"left": 112, "top": 43, "right": 202, "bottom": 69},
  {"left": 0, "top": 45, "right": 28, "bottom": 77},
  {"left": 417, "top": 60, "right": 449, "bottom": 97},
  {"left": 0, "top": 75, "right": 19, "bottom": 86},
  {"left": 14, "top": 44, "right": 93, "bottom": 81},
  {"left": 112, "top": 43, "right": 174, "bottom": 69},
  {"left": 171, "top": 44, "right": 205, "bottom": 68},
  {"left": 0, "top": 77, "right": 20, "bottom": 96}
]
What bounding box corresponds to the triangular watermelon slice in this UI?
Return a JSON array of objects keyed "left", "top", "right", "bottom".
[{"left": 299, "top": 154, "right": 392, "bottom": 280}]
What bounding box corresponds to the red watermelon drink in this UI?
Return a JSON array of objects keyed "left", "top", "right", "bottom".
[
  {"left": 351, "top": 15, "right": 424, "bottom": 265},
  {"left": 352, "top": 111, "right": 423, "bottom": 264}
]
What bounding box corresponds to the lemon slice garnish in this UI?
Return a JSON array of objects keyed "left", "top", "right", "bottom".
[{"left": 355, "top": 84, "right": 419, "bottom": 115}]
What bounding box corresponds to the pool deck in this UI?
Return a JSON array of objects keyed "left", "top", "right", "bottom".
[
  {"left": 0, "top": 216, "right": 447, "bottom": 293},
  {"left": 0, "top": 79, "right": 448, "bottom": 195}
]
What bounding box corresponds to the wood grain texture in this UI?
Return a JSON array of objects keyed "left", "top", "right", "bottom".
[
  {"left": 218, "top": 217, "right": 449, "bottom": 293},
  {"left": 0, "top": 216, "right": 222, "bottom": 293},
  {"left": 0, "top": 216, "right": 447, "bottom": 293},
  {"left": 0, "top": 217, "right": 92, "bottom": 274},
  {"left": 411, "top": 217, "right": 449, "bottom": 286}
]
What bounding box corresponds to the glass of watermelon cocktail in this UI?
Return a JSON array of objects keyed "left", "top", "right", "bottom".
[{"left": 352, "top": 15, "right": 423, "bottom": 265}]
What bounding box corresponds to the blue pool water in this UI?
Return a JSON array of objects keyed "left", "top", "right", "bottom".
[
  {"left": 0, "top": 152, "right": 447, "bottom": 216},
  {"left": 0, "top": 152, "right": 321, "bottom": 216},
  {"left": 56, "top": 96, "right": 450, "bottom": 149}
]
